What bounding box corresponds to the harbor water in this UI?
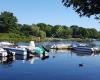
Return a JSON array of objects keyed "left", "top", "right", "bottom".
[{"left": 0, "top": 41, "right": 100, "bottom": 80}]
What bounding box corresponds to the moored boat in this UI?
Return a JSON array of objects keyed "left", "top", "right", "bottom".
[
  {"left": 0, "top": 48, "right": 8, "bottom": 56},
  {"left": 51, "top": 43, "right": 71, "bottom": 49},
  {"left": 4, "top": 47, "right": 27, "bottom": 56},
  {"left": 0, "top": 41, "right": 13, "bottom": 47},
  {"left": 72, "top": 46, "right": 94, "bottom": 53}
]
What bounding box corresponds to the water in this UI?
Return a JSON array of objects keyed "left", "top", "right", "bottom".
[{"left": 0, "top": 41, "right": 100, "bottom": 80}]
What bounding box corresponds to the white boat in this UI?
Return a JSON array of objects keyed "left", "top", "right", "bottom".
[
  {"left": 71, "top": 42, "right": 87, "bottom": 47},
  {"left": 18, "top": 41, "right": 35, "bottom": 51},
  {"left": 4, "top": 47, "right": 27, "bottom": 56},
  {"left": 51, "top": 43, "right": 71, "bottom": 49},
  {"left": 0, "top": 41, "right": 13, "bottom": 46},
  {"left": 0, "top": 48, "right": 8, "bottom": 56}
]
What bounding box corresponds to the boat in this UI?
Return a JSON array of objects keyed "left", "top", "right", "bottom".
[
  {"left": 51, "top": 43, "right": 71, "bottom": 49},
  {"left": 18, "top": 41, "right": 35, "bottom": 51},
  {"left": 71, "top": 42, "right": 95, "bottom": 53},
  {"left": 26, "top": 45, "right": 49, "bottom": 58},
  {"left": 18, "top": 41, "right": 49, "bottom": 57},
  {"left": 0, "top": 47, "right": 15, "bottom": 57},
  {"left": 32, "top": 46, "right": 49, "bottom": 58},
  {"left": 72, "top": 46, "right": 94, "bottom": 53},
  {"left": 4, "top": 47, "right": 27, "bottom": 56},
  {"left": 0, "top": 41, "right": 13, "bottom": 47},
  {"left": 0, "top": 48, "right": 8, "bottom": 56}
]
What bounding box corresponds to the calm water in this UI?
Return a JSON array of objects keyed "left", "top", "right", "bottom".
[{"left": 0, "top": 41, "right": 100, "bottom": 80}]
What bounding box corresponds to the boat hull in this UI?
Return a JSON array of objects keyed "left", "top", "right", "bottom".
[
  {"left": 4, "top": 48, "right": 27, "bottom": 56},
  {"left": 72, "top": 47, "right": 93, "bottom": 53}
]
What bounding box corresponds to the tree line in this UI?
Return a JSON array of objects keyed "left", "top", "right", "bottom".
[{"left": 0, "top": 11, "right": 100, "bottom": 39}]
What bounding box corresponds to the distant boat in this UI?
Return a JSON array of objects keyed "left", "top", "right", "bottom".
[
  {"left": 51, "top": 43, "right": 71, "bottom": 49},
  {"left": 72, "top": 46, "right": 94, "bottom": 53},
  {"left": 71, "top": 42, "right": 95, "bottom": 53},
  {"left": 0, "top": 41, "right": 13, "bottom": 46}
]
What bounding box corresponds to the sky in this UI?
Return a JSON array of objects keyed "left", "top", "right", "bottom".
[{"left": 0, "top": 0, "right": 100, "bottom": 31}]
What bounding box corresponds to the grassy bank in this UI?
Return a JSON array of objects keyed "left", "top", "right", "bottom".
[
  {"left": 45, "top": 38, "right": 91, "bottom": 42},
  {"left": 0, "top": 33, "right": 94, "bottom": 42},
  {"left": 0, "top": 37, "right": 92, "bottom": 43}
]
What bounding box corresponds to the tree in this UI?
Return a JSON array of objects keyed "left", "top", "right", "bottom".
[
  {"left": 38, "top": 30, "right": 46, "bottom": 39},
  {"left": 0, "top": 11, "right": 20, "bottom": 33},
  {"left": 70, "top": 25, "right": 79, "bottom": 38},
  {"left": 62, "top": 0, "right": 100, "bottom": 20},
  {"left": 56, "top": 26, "right": 64, "bottom": 38},
  {"left": 51, "top": 25, "right": 61, "bottom": 37},
  {"left": 37, "top": 23, "right": 47, "bottom": 31},
  {"left": 96, "top": 31, "right": 100, "bottom": 39},
  {"left": 46, "top": 25, "right": 52, "bottom": 37},
  {"left": 86, "top": 28, "right": 97, "bottom": 38},
  {"left": 20, "top": 24, "right": 32, "bottom": 36},
  {"left": 31, "top": 24, "right": 40, "bottom": 36}
]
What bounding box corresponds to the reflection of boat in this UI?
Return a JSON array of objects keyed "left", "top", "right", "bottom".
[
  {"left": 51, "top": 49, "right": 70, "bottom": 53},
  {"left": 71, "top": 50, "right": 93, "bottom": 56},
  {"left": 27, "top": 56, "right": 39, "bottom": 64},
  {"left": 15, "top": 55, "right": 27, "bottom": 60},
  {"left": 0, "top": 56, "right": 15, "bottom": 65}
]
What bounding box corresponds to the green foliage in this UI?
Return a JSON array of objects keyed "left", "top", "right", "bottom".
[
  {"left": 62, "top": 0, "right": 100, "bottom": 20},
  {"left": 37, "top": 23, "right": 47, "bottom": 31},
  {"left": 20, "top": 24, "right": 31, "bottom": 36},
  {"left": 38, "top": 30, "right": 46, "bottom": 39},
  {"left": 96, "top": 31, "right": 100, "bottom": 39},
  {"left": 0, "top": 11, "right": 100, "bottom": 42},
  {"left": 0, "top": 11, "right": 20, "bottom": 33},
  {"left": 31, "top": 24, "right": 40, "bottom": 36}
]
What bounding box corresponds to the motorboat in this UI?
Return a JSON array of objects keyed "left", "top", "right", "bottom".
[
  {"left": 71, "top": 42, "right": 95, "bottom": 53},
  {"left": 72, "top": 46, "right": 94, "bottom": 53},
  {"left": 27, "top": 46, "right": 49, "bottom": 58},
  {"left": 0, "top": 48, "right": 8, "bottom": 56},
  {"left": 17, "top": 41, "right": 49, "bottom": 57},
  {"left": 18, "top": 41, "right": 35, "bottom": 51},
  {"left": 51, "top": 43, "right": 71, "bottom": 49},
  {"left": 0, "top": 41, "right": 13, "bottom": 47},
  {"left": 4, "top": 47, "right": 27, "bottom": 56}
]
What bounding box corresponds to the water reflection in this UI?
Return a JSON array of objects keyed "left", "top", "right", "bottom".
[
  {"left": 0, "top": 49, "right": 100, "bottom": 68},
  {"left": 0, "top": 56, "right": 15, "bottom": 68},
  {"left": 51, "top": 49, "right": 100, "bottom": 56},
  {"left": 71, "top": 50, "right": 94, "bottom": 56},
  {"left": 0, "top": 54, "right": 49, "bottom": 67}
]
